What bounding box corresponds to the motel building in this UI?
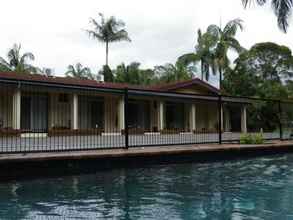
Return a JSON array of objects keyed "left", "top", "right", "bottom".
[{"left": 0, "top": 71, "right": 272, "bottom": 152}]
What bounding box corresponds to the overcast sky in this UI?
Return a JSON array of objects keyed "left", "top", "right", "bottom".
[{"left": 1, "top": 0, "right": 293, "bottom": 79}]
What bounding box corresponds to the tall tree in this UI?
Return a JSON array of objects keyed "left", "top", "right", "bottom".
[
  {"left": 154, "top": 61, "right": 194, "bottom": 83},
  {"left": 99, "top": 65, "right": 114, "bottom": 82},
  {"left": 242, "top": 0, "right": 293, "bottom": 33},
  {"left": 0, "top": 44, "right": 39, "bottom": 73},
  {"left": 178, "top": 29, "right": 217, "bottom": 81},
  {"left": 223, "top": 42, "right": 293, "bottom": 98},
  {"left": 223, "top": 42, "right": 293, "bottom": 131},
  {"left": 115, "top": 62, "right": 157, "bottom": 85},
  {"left": 206, "top": 18, "right": 244, "bottom": 90},
  {"left": 86, "top": 13, "right": 131, "bottom": 66},
  {"left": 65, "top": 63, "right": 94, "bottom": 79}
]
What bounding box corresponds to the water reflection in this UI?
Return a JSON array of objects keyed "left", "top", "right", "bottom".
[{"left": 1, "top": 154, "right": 293, "bottom": 219}]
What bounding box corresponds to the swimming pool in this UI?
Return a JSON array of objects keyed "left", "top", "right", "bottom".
[{"left": 0, "top": 153, "right": 293, "bottom": 219}]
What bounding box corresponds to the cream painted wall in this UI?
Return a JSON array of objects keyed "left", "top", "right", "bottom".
[
  {"left": 104, "top": 96, "right": 119, "bottom": 132},
  {"left": 78, "top": 96, "right": 92, "bottom": 129},
  {"left": 196, "top": 103, "right": 218, "bottom": 132},
  {"left": 49, "top": 93, "right": 71, "bottom": 129}
]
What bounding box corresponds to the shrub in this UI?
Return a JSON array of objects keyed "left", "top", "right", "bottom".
[
  {"left": 240, "top": 133, "right": 253, "bottom": 144},
  {"left": 253, "top": 133, "right": 264, "bottom": 144},
  {"left": 240, "top": 133, "right": 264, "bottom": 145}
]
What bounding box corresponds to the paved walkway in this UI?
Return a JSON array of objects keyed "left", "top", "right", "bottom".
[{"left": 0, "top": 140, "right": 293, "bottom": 164}]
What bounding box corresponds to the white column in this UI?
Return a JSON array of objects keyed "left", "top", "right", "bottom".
[
  {"left": 190, "top": 104, "right": 196, "bottom": 132},
  {"left": 118, "top": 96, "right": 125, "bottom": 131},
  {"left": 71, "top": 94, "right": 78, "bottom": 130},
  {"left": 241, "top": 105, "right": 247, "bottom": 133},
  {"left": 158, "top": 101, "right": 164, "bottom": 131},
  {"left": 12, "top": 89, "right": 21, "bottom": 130}
]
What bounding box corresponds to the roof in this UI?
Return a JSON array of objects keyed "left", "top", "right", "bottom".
[
  {"left": 0, "top": 72, "right": 219, "bottom": 94},
  {"left": 0, "top": 72, "right": 150, "bottom": 91},
  {"left": 149, "top": 78, "right": 220, "bottom": 94}
]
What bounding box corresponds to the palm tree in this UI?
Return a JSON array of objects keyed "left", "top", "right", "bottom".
[
  {"left": 178, "top": 29, "right": 218, "bottom": 81},
  {"left": 0, "top": 44, "right": 39, "bottom": 73},
  {"left": 206, "top": 18, "right": 244, "bottom": 90},
  {"left": 154, "top": 61, "right": 194, "bottom": 83},
  {"left": 114, "top": 62, "right": 157, "bottom": 85},
  {"left": 65, "top": 63, "right": 94, "bottom": 79},
  {"left": 86, "top": 13, "right": 131, "bottom": 66},
  {"left": 242, "top": 0, "right": 292, "bottom": 33}
]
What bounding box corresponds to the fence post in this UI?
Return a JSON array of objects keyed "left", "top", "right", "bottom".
[
  {"left": 124, "top": 88, "right": 129, "bottom": 149},
  {"left": 218, "top": 94, "right": 222, "bottom": 144},
  {"left": 278, "top": 100, "right": 283, "bottom": 141}
]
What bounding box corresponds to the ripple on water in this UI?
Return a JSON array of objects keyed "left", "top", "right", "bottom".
[{"left": 1, "top": 154, "right": 293, "bottom": 219}]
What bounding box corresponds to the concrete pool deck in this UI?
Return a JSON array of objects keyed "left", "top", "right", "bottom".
[
  {"left": 1, "top": 140, "right": 293, "bottom": 164},
  {"left": 0, "top": 140, "right": 293, "bottom": 181}
]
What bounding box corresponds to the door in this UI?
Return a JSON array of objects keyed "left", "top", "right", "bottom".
[
  {"left": 21, "top": 96, "right": 31, "bottom": 130},
  {"left": 91, "top": 100, "right": 104, "bottom": 129},
  {"left": 21, "top": 95, "right": 48, "bottom": 132},
  {"left": 31, "top": 96, "right": 48, "bottom": 132}
]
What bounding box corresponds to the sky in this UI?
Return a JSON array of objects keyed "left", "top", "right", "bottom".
[{"left": 0, "top": 0, "right": 293, "bottom": 81}]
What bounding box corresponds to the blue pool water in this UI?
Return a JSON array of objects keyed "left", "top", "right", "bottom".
[{"left": 1, "top": 154, "right": 293, "bottom": 219}]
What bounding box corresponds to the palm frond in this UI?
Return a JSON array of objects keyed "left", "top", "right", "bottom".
[
  {"left": 109, "top": 29, "right": 131, "bottom": 42},
  {"left": 8, "top": 44, "right": 21, "bottom": 67},
  {"left": 223, "top": 18, "right": 244, "bottom": 37},
  {"left": 177, "top": 53, "right": 200, "bottom": 66},
  {"left": 226, "top": 37, "right": 246, "bottom": 53},
  {"left": 0, "top": 57, "right": 10, "bottom": 69},
  {"left": 242, "top": 0, "right": 267, "bottom": 8},
  {"left": 89, "top": 18, "right": 103, "bottom": 31},
  {"left": 206, "top": 25, "right": 221, "bottom": 38},
  {"left": 20, "top": 52, "right": 35, "bottom": 64},
  {"left": 65, "top": 65, "right": 75, "bottom": 76},
  {"left": 86, "top": 30, "right": 105, "bottom": 42},
  {"left": 242, "top": 0, "right": 292, "bottom": 32},
  {"left": 272, "top": 0, "right": 293, "bottom": 32}
]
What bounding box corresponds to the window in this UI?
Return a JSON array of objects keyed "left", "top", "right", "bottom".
[{"left": 58, "top": 94, "right": 69, "bottom": 103}]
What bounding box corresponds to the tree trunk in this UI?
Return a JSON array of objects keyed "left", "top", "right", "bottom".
[
  {"left": 201, "top": 59, "right": 204, "bottom": 80},
  {"left": 106, "top": 41, "right": 109, "bottom": 66},
  {"left": 219, "top": 67, "right": 222, "bottom": 93}
]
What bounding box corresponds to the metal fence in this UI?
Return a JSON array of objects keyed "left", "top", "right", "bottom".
[{"left": 0, "top": 80, "right": 292, "bottom": 153}]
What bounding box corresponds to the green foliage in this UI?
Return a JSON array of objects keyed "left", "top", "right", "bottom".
[
  {"left": 254, "top": 133, "right": 264, "bottom": 144},
  {"left": 0, "top": 43, "right": 40, "bottom": 74},
  {"left": 65, "top": 63, "right": 94, "bottom": 80},
  {"left": 240, "top": 133, "right": 264, "bottom": 144},
  {"left": 179, "top": 19, "right": 244, "bottom": 84},
  {"left": 115, "top": 62, "right": 157, "bottom": 85},
  {"left": 86, "top": 13, "right": 131, "bottom": 66},
  {"left": 240, "top": 133, "right": 253, "bottom": 144},
  {"left": 86, "top": 13, "right": 131, "bottom": 44},
  {"left": 179, "top": 29, "right": 217, "bottom": 81},
  {"left": 100, "top": 65, "right": 114, "bottom": 82},
  {"left": 154, "top": 61, "right": 194, "bottom": 83},
  {"left": 242, "top": 0, "right": 292, "bottom": 33},
  {"left": 100, "top": 60, "right": 194, "bottom": 85},
  {"left": 223, "top": 42, "right": 293, "bottom": 100}
]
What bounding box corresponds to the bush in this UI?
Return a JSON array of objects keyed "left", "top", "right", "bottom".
[
  {"left": 240, "top": 133, "right": 264, "bottom": 145},
  {"left": 253, "top": 133, "right": 264, "bottom": 144},
  {"left": 240, "top": 134, "right": 253, "bottom": 144}
]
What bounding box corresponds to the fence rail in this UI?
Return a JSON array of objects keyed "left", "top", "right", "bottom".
[{"left": 0, "top": 81, "right": 292, "bottom": 153}]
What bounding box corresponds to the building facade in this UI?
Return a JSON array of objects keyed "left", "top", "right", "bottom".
[{"left": 0, "top": 72, "right": 248, "bottom": 138}]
